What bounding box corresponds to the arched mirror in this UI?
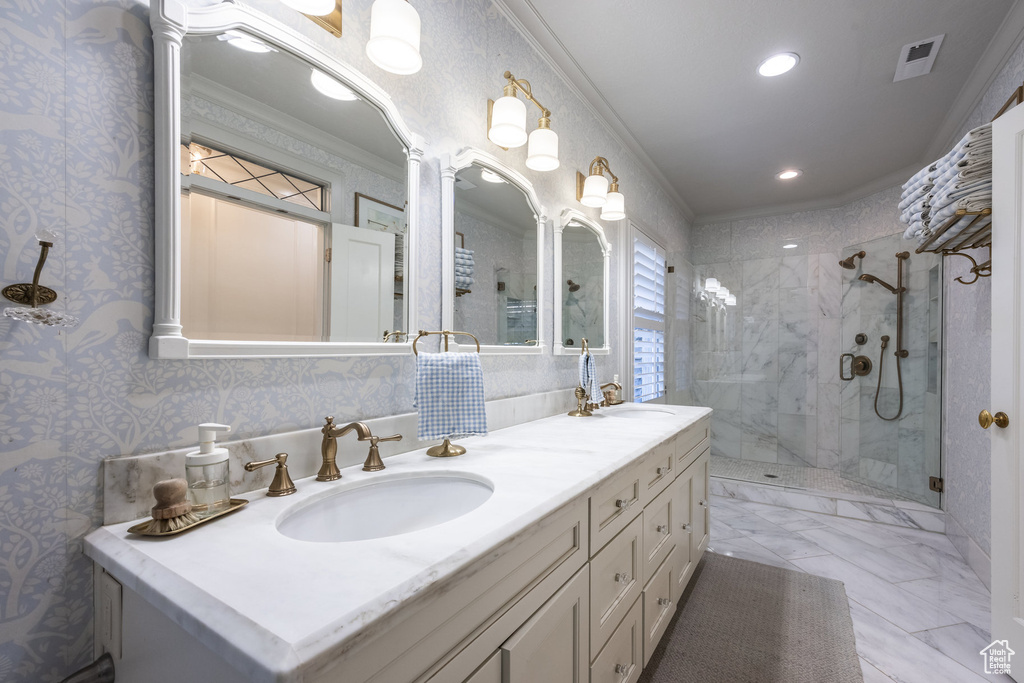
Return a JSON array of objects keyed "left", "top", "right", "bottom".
[
  {"left": 441, "top": 150, "right": 546, "bottom": 354},
  {"left": 554, "top": 209, "right": 611, "bottom": 355},
  {"left": 150, "top": 0, "right": 424, "bottom": 358}
]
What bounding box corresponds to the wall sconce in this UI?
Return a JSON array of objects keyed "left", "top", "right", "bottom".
[
  {"left": 366, "top": 0, "right": 422, "bottom": 75},
  {"left": 487, "top": 71, "right": 559, "bottom": 171},
  {"left": 704, "top": 277, "right": 720, "bottom": 292},
  {"left": 576, "top": 157, "right": 625, "bottom": 220}
]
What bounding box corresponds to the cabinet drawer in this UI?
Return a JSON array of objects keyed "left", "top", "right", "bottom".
[
  {"left": 640, "top": 438, "right": 675, "bottom": 505},
  {"left": 689, "top": 448, "right": 711, "bottom": 559},
  {"left": 642, "top": 549, "right": 677, "bottom": 666},
  {"left": 589, "top": 466, "right": 642, "bottom": 555},
  {"left": 590, "top": 597, "right": 642, "bottom": 683},
  {"left": 675, "top": 418, "right": 709, "bottom": 472},
  {"left": 642, "top": 485, "right": 675, "bottom": 581},
  {"left": 590, "top": 515, "right": 643, "bottom": 658}
]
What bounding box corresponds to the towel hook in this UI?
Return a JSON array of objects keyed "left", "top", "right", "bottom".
[{"left": 580, "top": 337, "right": 590, "bottom": 355}]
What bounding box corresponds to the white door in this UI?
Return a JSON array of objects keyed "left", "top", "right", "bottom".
[
  {"left": 992, "top": 99, "right": 1024, "bottom": 675},
  {"left": 329, "top": 223, "right": 395, "bottom": 343}
]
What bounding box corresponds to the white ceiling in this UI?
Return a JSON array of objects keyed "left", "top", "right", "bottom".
[{"left": 500, "top": 0, "right": 1023, "bottom": 223}]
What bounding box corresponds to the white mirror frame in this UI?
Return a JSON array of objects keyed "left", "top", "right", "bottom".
[
  {"left": 553, "top": 209, "right": 611, "bottom": 356},
  {"left": 441, "top": 149, "right": 547, "bottom": 355},
  {"left": 149, "top": 0, "right": 425, "bottom": 358}
]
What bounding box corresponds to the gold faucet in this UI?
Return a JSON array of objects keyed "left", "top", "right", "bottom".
[
  {"left": 319, "top": 416, "right": 403, "bottom": 478},
  {"left": 600, "top": 381, "right": 624, "bottom": 407}
]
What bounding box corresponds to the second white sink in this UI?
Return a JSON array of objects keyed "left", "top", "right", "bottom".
[
  {"left": 277, "top": 473, "right": 494, "bottom": 543},
  {"left": 607, "top": 407, "right": 674, "bottom": 419}
]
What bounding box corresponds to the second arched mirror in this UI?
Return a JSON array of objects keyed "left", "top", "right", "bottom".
[
  {"left": 554, "top": 209, "right": 610, "bottom": 355},
  {"left": 441, "top": 150, "right": 546, "bottom": 354}
]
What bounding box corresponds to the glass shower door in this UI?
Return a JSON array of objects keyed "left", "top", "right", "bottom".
[{"left": 838, "top": 233, "right": 942, "bottom": 507}]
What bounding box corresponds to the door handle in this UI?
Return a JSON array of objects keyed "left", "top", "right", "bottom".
[
  {"left": 840, "top": 353, "right": 854, "bottom": 381},
  {"left": 979, "top": 410, "right": 1009, "bottom": 429}
]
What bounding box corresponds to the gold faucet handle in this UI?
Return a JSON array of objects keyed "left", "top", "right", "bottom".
[
  {"left": 362, "top": 434, "right": 402, "bottom": 472},
  {"left": 244, "top": 453, "right": 297, "bottom": 497}
]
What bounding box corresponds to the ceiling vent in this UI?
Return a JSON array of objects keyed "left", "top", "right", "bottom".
[{"left": 894, "top": 34, "right": 944, "bottom": 82}]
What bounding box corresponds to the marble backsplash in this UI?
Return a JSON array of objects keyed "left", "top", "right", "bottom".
[{"left": 103, "top": 388, "right": 576, "bottom": 524}]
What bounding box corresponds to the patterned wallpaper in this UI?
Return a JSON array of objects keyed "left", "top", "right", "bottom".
[{"left": 0, "top": 0, "right": 692, "bottom": 679}]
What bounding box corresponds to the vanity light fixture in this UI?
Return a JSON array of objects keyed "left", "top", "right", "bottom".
[
  {"left": 725, "top": 294, "right": 737, "bottom": 306},
  {"left": 480, "top": 168, "right": 506, "bottom": 184},
  {"left": 487, "top": 71, "right": 559, "bottom": 171},
  {"left": 576, "top": 156, "right": 626, "bottom": 220},
  {"left": 758, "top": 52, "right": 800, "bottom": 77},
  {"left": 716, "top": 287, "right": 730, "bottom": 300},
  {"left": 777, "top": 169, "right": 803, "bottom": 180},
  {"left": 704, "top": 277, "right": 720, "bottom": 292},
  {"left": 217, "top": 31, "right": 276, "bottom": 53},
  {"left": 310, "top": 68, "right": 359, "bottom": 101},
  {"left": 366, "top": 0, "right": 422, "bottom": 75}
]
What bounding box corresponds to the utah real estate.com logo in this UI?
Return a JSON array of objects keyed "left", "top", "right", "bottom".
[{"left": 981, "top": 640, "right": 1015, "bottom": 675}]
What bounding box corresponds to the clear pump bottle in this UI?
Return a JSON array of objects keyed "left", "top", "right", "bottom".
[{"left": 185, "top": 423, "right": 232, "bottom": 518}]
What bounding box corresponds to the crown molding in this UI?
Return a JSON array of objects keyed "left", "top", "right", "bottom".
[
  {"left": 491, "top": 0, "right": 695, "bottom": 225},
  {"left": 925, "top": 0, "right": 1024, "bottom": 161}
]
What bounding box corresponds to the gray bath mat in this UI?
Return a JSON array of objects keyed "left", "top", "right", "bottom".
[{"left": 639, "top": 551, "right": 863, "bottom": 683}]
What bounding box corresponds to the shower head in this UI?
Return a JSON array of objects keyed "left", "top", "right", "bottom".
[
  {"left": 566, "top": 279, "right": 580, "bottom": 292},
  {"left": 839, "top": 251, "right": 866, "bottom": 269},
  {"left": 858, "top": 273, "right": 899, "bottom": 294}
]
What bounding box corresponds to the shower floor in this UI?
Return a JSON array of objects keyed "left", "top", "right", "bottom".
[{"left": 710, "top": 456, "right": 921, "bottom": 503}]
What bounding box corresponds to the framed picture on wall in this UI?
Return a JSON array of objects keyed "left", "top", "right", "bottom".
[{"left": 355, "top": 193, "right": 406, "bottom": 234}]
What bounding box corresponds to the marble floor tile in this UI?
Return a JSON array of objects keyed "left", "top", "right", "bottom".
[
  {"left": 801, "top": 512, "right": 912, "bottom": 548},
  {"left": 859, "top": 658, "right": 894, "bottom": 683},
  {"left": 795, "top": 527, "right": 936, "bottom": 583},
  {"left": 709, "top": 518, "right": 744, "bottom": 542},
  {"left": 848, "top": 600, "right": 992, "bottom": 683},
  {"left": 707, "top": 538, "right": 804, "bottom": 572},
  {"left": 913, "top": 623, "right": 1012, "bottom": 681},
  {"left": 897, "top": 575, "right": 991, "bottom": 633},
  {"left": 722, "top": 513, "right": 788, "bottom": 536},
  {"left": 884, "top": 543, "right": 982, "bottom": 586},
  {"left": 747, "top": 506, "right": 820, "bottom": 527},
  {"left": 790, "top": 555, "right": 962, "bottom": 633},
  {"left": 738, "top": 529, "right": 830, "bottom": 560}
]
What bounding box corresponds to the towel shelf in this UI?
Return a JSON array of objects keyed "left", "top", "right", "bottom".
[{"left": 907, "top": 81, "right": 1024, "bottom": 284}]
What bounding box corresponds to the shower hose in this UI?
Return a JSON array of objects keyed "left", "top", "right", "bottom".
[{"left": 873, "top": 335, "right": 903, "bottom": 421}]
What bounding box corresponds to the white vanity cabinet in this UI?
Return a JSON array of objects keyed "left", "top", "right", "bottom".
[{"left": 88, "top": 409, "right": 713, "bottom": 683}]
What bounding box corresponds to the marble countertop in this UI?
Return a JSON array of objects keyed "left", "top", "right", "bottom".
[{"left": 85, "top": 403, "right": 711, "bottom": 682}]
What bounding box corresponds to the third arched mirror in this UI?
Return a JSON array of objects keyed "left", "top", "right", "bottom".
[{"left": 554, "top": 209, "right": 610, "bottom": 355}]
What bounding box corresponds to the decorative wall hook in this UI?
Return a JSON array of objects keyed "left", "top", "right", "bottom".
[{"left": 3, "top": 236, "right": 78, "bottom": 327}]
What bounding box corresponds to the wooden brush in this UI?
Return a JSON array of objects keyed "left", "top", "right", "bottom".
[{"left": 140, "top": 478, "right": 202, "bottom": 533}]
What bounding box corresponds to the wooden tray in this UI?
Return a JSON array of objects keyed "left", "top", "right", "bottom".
[{"left": 127, "top": 498, "right": 248, "bottom": 537}]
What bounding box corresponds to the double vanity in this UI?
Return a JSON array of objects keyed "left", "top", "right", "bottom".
[{"left": 85, "top": 404, "right": 711, "bottom": 683}]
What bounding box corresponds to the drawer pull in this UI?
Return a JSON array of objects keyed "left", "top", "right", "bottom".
[
  {"left": 658, "top": 597, "right": 672, "bottom": 607},
  {"left": 656, "top": 466, "right": 667, "bottom": 476},
  {"left": 615, "top": 663, "right": 630, "bottom": 677},
  {"left": 656, "top": 524, "right": 669, "bottom": 534},
  {"left": 614, "top": 572, "right": 630, "bottom": 584},
  {"left": 615, "top": 497, "right": 637, "bottom": 509},
  {"left": 699, "top": 499, "right": 708, "bottom": 508},
  {"left": 681, "top": 523, "right": 692, "bottom": 532}
]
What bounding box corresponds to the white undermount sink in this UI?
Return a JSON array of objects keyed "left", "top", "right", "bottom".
[
  {"left": 607, "top": 407, "right": 675, "bottom": 419},
  {"left": 276, "top": 473, "right": 494, "bottom": 543}
]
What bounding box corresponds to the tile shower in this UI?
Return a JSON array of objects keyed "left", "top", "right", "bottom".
[{"left": 691, "top": 231, "right": 942, "bottom": 506}]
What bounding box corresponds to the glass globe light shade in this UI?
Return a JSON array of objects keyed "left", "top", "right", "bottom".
[
  {"left": 525, "top": 127, "right": 559, "bottom": 171},
  {"left": 716, "top": 287, "right": 729, "bottom": 299},
  {"left": 488, "top": 96, "right": 528, "bottom": 148},
  {"left": 600, "top": 191, "right": 625, "bottom": 220},
  {"left": 704, "top": 277, "right": 720, "bottom": 292},
  {"left": 580, "top": 174, "right": 609, "bottom": 207},
  {"left": 725, "top": 295, "right": 737, "bottom": 306},
  {"left": 310, "top": 69, "right": 359, "bottom": 101},
  {"left": 280, "top": 0, "right": 335, "bottom": 15},
  {"left": 366, "top": 0, "right": 422, "bottom": 75},
  {"left": 480, "top": 169, "right": 506, "bottom": 184}
]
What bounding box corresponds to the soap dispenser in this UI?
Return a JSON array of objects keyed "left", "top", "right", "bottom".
[{"left": 185, "top": 423, "right": 231, "bottom": 518}]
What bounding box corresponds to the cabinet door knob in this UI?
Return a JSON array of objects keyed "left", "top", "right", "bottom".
[
  {"left": 656, "top": 466, "right": 668, "bottom": 476},
  {"left": 616, "top": 497, "right": 637, "bottom": 509},
  {"left": 979, "top": 409, "right": 1010, "bottom": 429},
  {"left": 656, "top": 524, "right": 669, "bottom": 534},
  {"left": 657, "top": 597, "right": 671, "bottom": 607},
  {"left": 615, "top": 663, "right": 630, "bottom": 677},
  {"left": 614, "top": 572, "right": 630, "bottom": 584},
  {"left": 699, "top": 499, "right": 708, "bottom": 508},
  {"left": 681, "top": 523, "right": 692, "bottom": 532}
]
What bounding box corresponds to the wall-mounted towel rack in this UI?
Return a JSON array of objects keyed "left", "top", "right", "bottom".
[
  {"left": 412, "top": 329, "right": 481, "bottom": 354},
  {"left": 913, "top": 81, "right": 1024, "bottom": 284}
]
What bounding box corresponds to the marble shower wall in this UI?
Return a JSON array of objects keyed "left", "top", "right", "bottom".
[{"left": 0, "top": 0, "right": 693, "bottom": 679}]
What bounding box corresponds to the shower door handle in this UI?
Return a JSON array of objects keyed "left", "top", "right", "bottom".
[{"left": 979, "top": 410, "right": 1010, "bottom": 429}]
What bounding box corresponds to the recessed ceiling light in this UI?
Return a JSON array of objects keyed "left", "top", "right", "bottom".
[
  {"left": 217, "top": 31, "right": 275, "bottom": 53},
  {"left": 480, "top": 168, "right": 506, "bottom": 184},
  {"left": 783, "top": 243, "right": 799, "bottom": 249},
  {"left": 777, "top": 169, "right": 802, "bottom": 180},
  {"left": 758, "top": 52, "right": 800, "bottom": 77}
]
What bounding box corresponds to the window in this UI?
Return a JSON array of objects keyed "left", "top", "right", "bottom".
[{"left": 633, "top": 230, "right": 666, "bottom": 402}]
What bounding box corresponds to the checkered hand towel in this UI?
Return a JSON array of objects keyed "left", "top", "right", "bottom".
[
  {"left": 578, "top": 352, "right": 597, "bottom": 405},
  {"left": 414, "top": 352, "right": 488, "bottom": 440}
]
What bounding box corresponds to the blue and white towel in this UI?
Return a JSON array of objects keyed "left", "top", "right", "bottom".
[
  {"left": 578, "top": 351, "right": 597, "bottom": 405},
  {"left": 414, "top": 352, "right": 487, "bottom": 440}
]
